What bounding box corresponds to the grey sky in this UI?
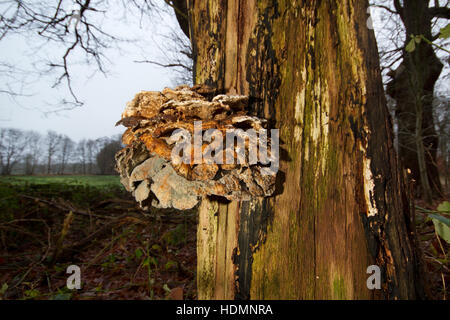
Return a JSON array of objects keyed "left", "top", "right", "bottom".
[
  {"left": 0, "top": 2, "right": 448, "bottom": 143},
  {"left": 0, "top": 2, "right": 181, "bottom": 142}
]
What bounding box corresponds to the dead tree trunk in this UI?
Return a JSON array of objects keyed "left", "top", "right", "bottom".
[{"left": 187, "top": 0, "right": 426, "bottom": 299}]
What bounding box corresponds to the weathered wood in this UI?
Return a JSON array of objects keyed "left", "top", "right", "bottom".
[
  {"left": 190, "top": 0, "right": 426, "bottom": 299},
  {"left": 196, "top": 199, "right": 218, "bottom": 299}
]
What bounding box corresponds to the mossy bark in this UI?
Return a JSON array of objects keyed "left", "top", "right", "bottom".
[{"left": 188, "top": 0, "right": 426, "bottom": 299}]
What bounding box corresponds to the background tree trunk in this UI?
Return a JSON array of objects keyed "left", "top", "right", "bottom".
[
  {"left": 187, "top": 0, "right": 426, "bottom": 299},
  {"left": 386, "top": 0, "right": 443, "bottom": 198}
]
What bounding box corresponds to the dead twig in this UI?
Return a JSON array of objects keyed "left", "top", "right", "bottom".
[
  {"left": 18, "top": 194, "right": 116, "bottom": 219},
  {"left": 49, "top": 211, "right": 74, "bottom": 265},
  {"left": 55, "top": 213, "right": 129, "bottom": 262}
]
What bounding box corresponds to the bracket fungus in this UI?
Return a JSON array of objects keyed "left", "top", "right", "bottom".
[{"left": 115, "top": 85, "right": 278, "bottom": 211}]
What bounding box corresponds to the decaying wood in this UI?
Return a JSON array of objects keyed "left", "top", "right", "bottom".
[
  {"left": 115, "top": 85, "right": 277, "bottom": 210},
  {"left": 189, "top": 0, "right": 426, "bottom": 300}
]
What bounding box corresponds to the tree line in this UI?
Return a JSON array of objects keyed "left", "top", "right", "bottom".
[{"left": 0, "top": 128, "right": 123, "bottom": 176}]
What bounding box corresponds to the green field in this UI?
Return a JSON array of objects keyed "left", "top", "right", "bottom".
[
  {"left": 0, "top": 175, "right": 126, "bottom": 219},
  {"left": 0, "top": 175, "right": 123, "bottom": 188}
]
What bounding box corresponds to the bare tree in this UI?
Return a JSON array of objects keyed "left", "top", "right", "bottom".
[
  {"left": 0, "top": 128, "right": 27, "bottom": 175},
  {"left": 85, "top": 139, "right": 97, "bottom": 174},
  {"left": 23, "top": 130, "right": 43, "bottom": 175},
  {"left": 45, "top": 130, "right": 62, "bottom": 174},
  {"left": 0, "top": 127, "right": 124, "bottom": 175},
  {"left": 0, "top": 1, "right": 195, "bottom": 108},
  {"left": 96, "top": 139, "right": 122, "bottom": 175},
  {"left": 75, "top": 139, "right": 88, "bottom": 174},
  {"left": 23, "top": 153, "right": 34, "bottom": 175},
  {"left": 0, "top": 62, "right": 34, "bottom": 99},
  {"left": 57, "top": 135, "right": 74, "bottom": 174},
  {"left": 136, "top": 26, "right": 193, "bottom": 85},
  {"left": 0, "top": 129, "right": 4, "bottom": 171}
]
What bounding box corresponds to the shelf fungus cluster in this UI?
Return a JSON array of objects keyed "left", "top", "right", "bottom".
[{"left": 115, "top": 85, "right": 278, "bottom": 210}]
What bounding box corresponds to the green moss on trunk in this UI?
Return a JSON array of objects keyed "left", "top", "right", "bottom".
[{"left": 190, "top": 0, "right": 425, "bottom": 300}]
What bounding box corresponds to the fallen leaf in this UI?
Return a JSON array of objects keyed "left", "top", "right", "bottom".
[{"left": 169, "top": 287, "right": 183, "bottom": 300}]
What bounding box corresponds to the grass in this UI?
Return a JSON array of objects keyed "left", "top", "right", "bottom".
[
  {"left": 0, "top": 175, "right": 125, "bottom": 215},
  {"left": 0, "top": 175, "right": 122, "bottom": 188},
  {"left": 0, "top": 174, "right": 198, "bottom": 300}
]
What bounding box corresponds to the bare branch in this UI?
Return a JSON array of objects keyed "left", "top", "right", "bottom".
[{"left": 429, "top": 6, "right": 450, "bottom": 19}]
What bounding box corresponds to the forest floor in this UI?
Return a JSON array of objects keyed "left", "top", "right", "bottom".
[
  {"left": 414, "top": 193, "right": 449, "bottom": 300},
  {"left": 0, "top": 176, "right": 197, "bottom": 300},
  {"left": 0, "top": 175, "right": 448, "bottom": 300}
]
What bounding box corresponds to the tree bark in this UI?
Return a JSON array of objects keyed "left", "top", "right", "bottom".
[{"left": 187, "top": 0, "right": 426, "bottom": 299}]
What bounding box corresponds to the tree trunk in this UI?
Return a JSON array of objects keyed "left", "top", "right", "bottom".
[
  {"left": 411, "top": 62, "right": 433, "bottom": 204},
  {"left": 187, "top": 0, "right": 426, "bottom": 299},
  {"left": 47, "top": 155, "right": 52, "bottom": 175},
  {"left": 386, "top": 0, "right": 443, "bottom": 197}
]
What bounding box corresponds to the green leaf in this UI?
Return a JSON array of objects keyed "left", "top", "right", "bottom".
[
  {"left": 406, "top": 38, "right": 416, "bottom": 52},
  {"left": 165, "top": 260, "right": 178, "bottom": 271},
  {"left": 142, "top": 257, "right": 149, "bottom": 267},
  {"left": 436, "top": 258, "right": 450, "bottom": 264},
  {"left": 24, "top": 289, "right": 40, "bottom": 298},
  {"left": 429, "top": 214, "right": 450, "bottom": 244},
  {"left": 143, "top": 256, "right": 157, "bottom": 267},
  {"left": 150, "top": 257, "right": 158, "bottom": 267},
  {"left": 151, "top": 244, "right": 162, "bottom": 253},
  {"left": 437, "top": 201, "right": 450, "bottom": 214},
  {"left": 135, "top": 248, "right": 143, "bottom": 260},
  {"left": 414, "top": 35, "right": 422, "bottom": 44},
  {"left": 429, "top": 213, "right": 450, "bottom": 227},
  {"left": 0, "top": 283, "right": 8, "bottom": 295},
  {"left": 162, "top": 284, "right": 171, "bottom": 294},
  {"left": 439, "top": 23, "right": 450, "bottom": 39}
]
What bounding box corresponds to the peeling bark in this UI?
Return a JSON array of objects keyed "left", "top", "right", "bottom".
[{"left": 190, "top": 0, "right": 426, "bottom": 300}]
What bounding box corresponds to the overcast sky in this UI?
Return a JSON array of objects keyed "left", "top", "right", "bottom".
[
  {"left": 0, "top": 2, "right": 181, "bottom": 142},
  {"left": 0, "top": 3, "right": 448, "bottom": 143}
]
